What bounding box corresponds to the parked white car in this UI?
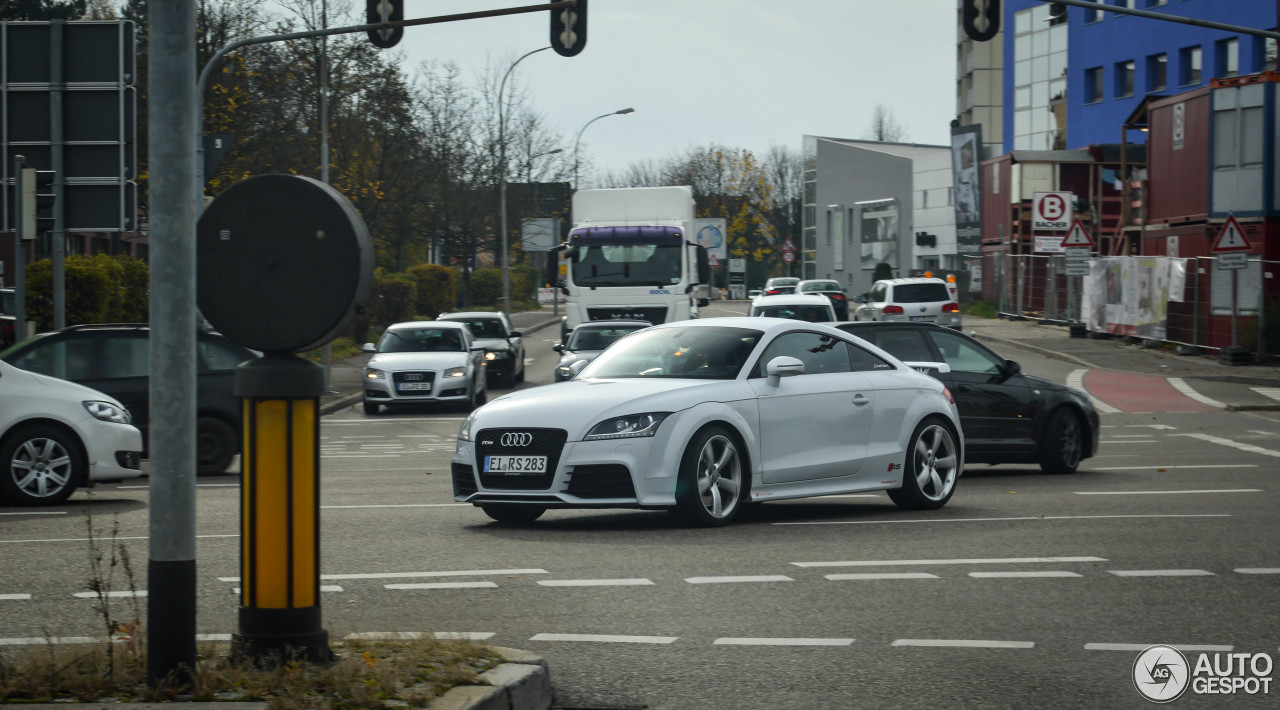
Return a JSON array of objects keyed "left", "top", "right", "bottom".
[
  {"left": 0, "top": 358, "right": 143, "bottom": 505},
  {"left": 452, "top": 318, "right": 962, "bottom": 526},
  {"left": 853, "top": 277, "right": 962, "bottom": 329},
  {"left": 362, "top": 321, "right": 488, "bottom": 414}
]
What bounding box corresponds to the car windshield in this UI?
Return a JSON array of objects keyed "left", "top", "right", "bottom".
[
  {"left": 893, "top": 283, "right": 951, "bottom": 303},
  {"left": 377, "top": 328, "right": 464, "bottom": 353},
  {"left": 802, "top": 282, "right": 839, "bottom": 292},
  {"left": 570, "top": 243, "right": 683, "bottom": 287},
  {"left": 567, "top": 325, "right": 647, "bottom": 351},
  {"left": 753, "top": 305, "right": 833, "bottom": 322},
  {"left": 579, "top": 326, "right": 762, "bottom": 380},
  {"left": 450, "top": 318, "right": 506, "bottom": 338}
]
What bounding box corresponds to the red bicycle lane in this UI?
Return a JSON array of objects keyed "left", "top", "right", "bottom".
[{"left": 1083, "top": 369, "right": 1219, "bottom": 413}]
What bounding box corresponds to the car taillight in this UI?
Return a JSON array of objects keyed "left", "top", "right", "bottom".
[
  {"left": 767, "top": 289, "right": 781, "bottom": 295},
  {"left": 882, "top": 305, "right": 904, "bottom": 315},
  {"left": 942, "top": 302, "right": 960, "bottom": 313},
  {"left": 831, "top": 293, "right": 846, "bottom": 301}
]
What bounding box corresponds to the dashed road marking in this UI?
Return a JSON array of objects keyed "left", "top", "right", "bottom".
[
  {"left": 530, "top": 633, "right": 678, "bottom": 644},
  {"left": 0, "top": 636, "right": 98, "bottom": 646},
  {"left": 1168, "top": 377, "right": 1226, "bottom": 409},
  {"left": 713, "top": 638, "right": 854, "bottom": 646},
  {"left": 385, "top": 581, "right": 498, "bottom": 590},
  {"left": 1068, "top": 369, "right": 1120, "bottom": 413},
  {"left": 1086, "top": 643, "right": 1233, "bottom": 652},
  {"left": 537, "top": 579, "right": 654, "bottom": 587},
  {"left": 685, "top": 575, "right": 793, "bottom": 584},
  {"left": 1074, "top": 489, "right": 1262, "bottom": 495},
  {"left": 892, "top": 639, "right": 1034, "bottom": 649},
  {"left": 825, "top": 573, "right": 940, "bottom": 581},
  {"left": 1172, "top": 432, "right": 1280, "bottom": 458},
  {"left": 346, "top": 631, "right": 497, "bottom": 641},
  {"left": 1107, "top": 569, "right": 1214, "bottom": 577},
  {"left": 793, "top": 556, "right": 1105, "bottom": 568},
  {"left": 0, "top": 511, "right": 65, "bottom": 517},
  {"left": 1092, "top": 465, "right": 1256, "bottom": 471},
  {"left": 776, "top": 514, "right": 1231, "bottom": 527},
  {"left": 322, "top": 503, "right": 468, "bottom": 509},
  {"left": 0, "top": 594, "right": 32, "bottom": 600},
  {"left": 968, "top": 571, "right": 1083, "bottom": 578},
  {"left": 1234, "top": 568, "right": 1280, "bottom": 574},
  {"left": 72, "top": 591, "right": 146, "bottom": 598},
  {"left": 217, "top": 568, "right": 547, "bottom": 583}
]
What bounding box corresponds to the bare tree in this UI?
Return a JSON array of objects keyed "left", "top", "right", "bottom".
[{"left": 863, "top": 104, "right": 909, "bottom": 143}]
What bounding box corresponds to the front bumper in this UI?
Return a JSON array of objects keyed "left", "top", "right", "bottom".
[
  {"left": 82, "top": 420, "right": 145, "bottom": 483},
  {"left": 364, "top": 371, "right": 476, "bottom": 406}
]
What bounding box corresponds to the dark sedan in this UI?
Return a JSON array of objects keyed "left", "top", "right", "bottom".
[
  {"left": 553, "top": 320, "right": 651, "bottom": 381},
  {"left": 797, "top": 279, "right": 850, "bottom": 320},
  {"left": 0, "top": 323, "right": 257, "bottom": 475},
  {"left": 833, "top": 321, "right": 1099, "bottom": 474}
]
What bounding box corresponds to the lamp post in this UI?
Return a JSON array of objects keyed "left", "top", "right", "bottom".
[
  {"left": 573, "top": 107, "right": 635, "bottom": 188},
  {"left": 499, "top": 46, "right": 551, "bottom": 316}
]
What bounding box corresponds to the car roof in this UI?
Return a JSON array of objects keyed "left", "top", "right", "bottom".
[
  {"left": 649, "top": 316, "right": 849, "bottom": 338},
  {"left": 751, "top": 294, "right": 833, "bottom": 306},
  {"left": 387, "top": 320, "right": 468, "bottom": 330},
  {"left": 574, "top": 320, "right": 652, "bottom": 328},
  {"left": 438, "top": 311, "right": 505, "bottom": 320},
  {"left": 765, "top": 277, "right": 799, "bottom": 283},
  {"left": 874, "top": 277, "right": 949, "bottom": 286}
]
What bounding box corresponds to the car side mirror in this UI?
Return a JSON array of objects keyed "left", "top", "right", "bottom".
[
  {"left": 1001, "top": 359, "right": 1022, "bottom": 378},
  {"left": 362, "top": 342, "right": 376, "bottom": 353},
  {"left": 568, "top": 360, "right": 589, "bottom": 378},
  {"left": 854, "top": 295, "right": 866, "bottom": 304},
  {"left": 765, "top": 355, "right": 805, "bottom": 387},
  {"left": 553, "top": 343, "right": 564, "bottom": 353},
  {"left": 509, "top": 330, "right": 522, "bottom": 338}
]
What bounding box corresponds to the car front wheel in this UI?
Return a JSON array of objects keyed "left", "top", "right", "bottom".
[
  {"left": 673, "top": 425, "right": 745, "bottom": 527},
  {"left": 0, "top": 424, "right": 83, "bottom": 505},
  {"left": 1039, "top": 408, "right": 1083, "bottom": 474},
  {"left": 197, "top": 416, "right": 238, "bottom": 475},
  {"left": 889, "top": 418, "right": 959, "bottom": 510}
]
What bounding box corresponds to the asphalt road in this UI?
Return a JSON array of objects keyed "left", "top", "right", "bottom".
[{"left": 2, "top": 302, "right": 1278, "bottom": 708}]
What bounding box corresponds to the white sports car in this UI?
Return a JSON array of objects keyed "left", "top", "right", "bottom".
[{"left": 452, "top": 318, "right": 964, "bottom": 526}]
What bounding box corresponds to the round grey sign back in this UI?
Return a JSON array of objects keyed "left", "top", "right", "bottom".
[{"left": 197, "top": 174, "right": 372, "bottom": 353}]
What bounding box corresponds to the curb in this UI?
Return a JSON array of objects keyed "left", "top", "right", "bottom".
[
  {"left": 431, "top": 647, "right": 552, "bottom": 710},
  {"left": 970, "top": 331, "right": 1100, "bottom": 370}
]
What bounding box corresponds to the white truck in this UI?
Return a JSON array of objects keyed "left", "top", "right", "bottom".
[{"left": 552, "top": 186, "right": 711, "bottom": 341}]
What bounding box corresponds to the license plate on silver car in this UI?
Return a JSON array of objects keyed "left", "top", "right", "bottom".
[
  {"left": 484, "top": 455, "right": 547, "bottom": 474},
  {"left": 910, "top": 316, "right": 936, "bottom": 322},
  {"left": 397, "top": 382, "right": 432, "bottom": 391}
]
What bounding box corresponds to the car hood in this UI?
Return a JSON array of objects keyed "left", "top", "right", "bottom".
[
  {"left": 1024, "top": 373, "right": 1094, "bottom": 407},
  {"left": 556, "top": 350, "right": 601, "bottom": 368},
  {"left": 23, "top": 367, "right": 127, "bottom": 407},
  {"left": 471, "top": 378, "right": 754, "bottom": 440},
  {"left": 368, "top": 351, "right": 469, "bottom": 370},
  {"left": 472, "top": 337, "right": 513, "bottom": 350}
]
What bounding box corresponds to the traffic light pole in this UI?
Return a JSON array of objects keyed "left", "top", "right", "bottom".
[
  {"left": 12, "top": 156, "right": 25, "bottom": 335},
  {"left": 1039, "top": 0, "right": 1280, "bottom": 40}
]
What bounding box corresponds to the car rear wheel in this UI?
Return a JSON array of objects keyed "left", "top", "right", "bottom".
[
  {"left": 482, "top": 504, "right": 546, "bottom": 523},
  {"left": 1039, "top": 408, "right": 1083, "bottom": 474},
  {"left": 0, "top": 424, "right": 82, "bottom": 505},
  {"left": 197, "top": 416, "right": 238, "bottom": 475},
  {"left": 673, "top": 425, "right": 744, "bottom": 527},
  {"left": 889, "top": 418, "right": 959, "bottom": 510}
]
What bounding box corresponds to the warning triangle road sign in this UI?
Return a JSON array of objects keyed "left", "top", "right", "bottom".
[
  {"left": 1060, "top": 218, "right": 1094, "bottom": 248},
  {"left": 1211, "top": 214, "right": 1253, "bottom": 252},
  {"left": 708, "top": 252, "right": 720, "bottom": 267}
]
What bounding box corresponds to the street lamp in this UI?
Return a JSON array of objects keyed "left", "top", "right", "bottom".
[
  {"left": 573, "top": 107, "right": 635, "bottom": 188},
  {"left": 499, "top": 46, "right": 551, "bottom": 316}
]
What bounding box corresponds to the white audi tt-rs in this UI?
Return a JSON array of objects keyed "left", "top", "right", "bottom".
[{"left": 451, "top": 318, "right": 964, "bottom": 527}]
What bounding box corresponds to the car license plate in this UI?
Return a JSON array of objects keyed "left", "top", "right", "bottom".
[
  {"left": 397, "top": 382, "right": 432, "bottom": 391},
  {"left": 484, "top": 455, "right": 547, "bottom": 474},
  {"left": 910, "top": 316, "right": 936, "bottom": 322}
]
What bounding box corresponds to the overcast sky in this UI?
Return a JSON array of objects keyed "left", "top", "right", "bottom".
[{"left": 385, "top": 1, "right": 957, "bottom": 181}]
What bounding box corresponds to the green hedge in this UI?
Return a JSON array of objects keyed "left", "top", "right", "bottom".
[
  {"left": 21, "top": 254, "right": 149, "bottom": 332},
  {"left": 406, "top": 263, "right": 458, "bottom": 319}
]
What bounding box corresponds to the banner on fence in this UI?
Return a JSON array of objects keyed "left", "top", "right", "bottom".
[{"left": 1081, "top": 257, "right": 1186, "bottom": 339}]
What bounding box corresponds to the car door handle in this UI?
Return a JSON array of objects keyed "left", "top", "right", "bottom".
[{"left": 852, "top": 394, "right": 870, "bottom": 406}]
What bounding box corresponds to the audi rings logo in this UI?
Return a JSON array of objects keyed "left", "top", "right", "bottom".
[
  {"left": 404, "top": 373, "right": 424, "bottom": 381},
  {"left": 500, "top": 432, "right": 534, "bottom": 447}
]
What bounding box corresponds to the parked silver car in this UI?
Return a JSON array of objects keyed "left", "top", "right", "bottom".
[{"left": 362, "top": 321, "right": 488, "bottom": 414}]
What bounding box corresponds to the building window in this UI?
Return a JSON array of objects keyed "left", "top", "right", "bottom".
[
  {"left": 1086, "top": 67, "right": 1104, "bottom": 103},
  {"left": 1115, "top": 60, "right": 1134, "bottom": 98},
  {"left": 1267, "top": 37, "right": 1278, "bottom": 71},
  {"left": 1013, "top": 5, "right": 1068, "bottom": 150},
  {"left": 1180, "top": 46, "right": 1202, "bottom": 86},
  {"left": 1086, "top": 5, "right": 1103, "bottom": 22},
  {"left": 1147, "top": 53, "right": 1167, "bottom": 92},
  {"left": 1218, "top": 38, "right": 1239, "bottom": 78}
]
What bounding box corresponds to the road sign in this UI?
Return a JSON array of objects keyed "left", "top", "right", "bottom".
[
  {"left": 782, "top": 251, "right": 795, "bottom": 263},
  {"left": 1216, "top": 252, "right": 1249, "bottom": 270},
  {"left": 1064, "top": 259, "right": 1090, "bottom": 277},
  {"left": 1211, "top": 214, "right": 1253, "bottom": 252},
  {"left": 1033, "top": 191, "right": 1073, "bottom": 231},
  {"left": 707, "top": 252, "right": 719, "bottom": 267},
  {"left": 1061, "top": 218, "right": 1094, "bottom": 247},
  {"left": 781, "top": 238, "right": 796, "bottom": 253}
]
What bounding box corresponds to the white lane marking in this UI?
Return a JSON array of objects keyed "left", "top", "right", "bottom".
[
  {"left": 685, "top": 575, "right": 793, "bottom": 584},
  {"left": 1074, "top": 489, "right": 1262, "bottom": 495},
  {"left": 1086, "top": 643, "right": 1233, "bottom": 652},
  {"left": 826, "top": 573, "right": 940, "bottom": 581},
  {"left": 529, "top": 633, "right": 678, "bottom": 644},
  {"left": 1067, "top": 369, "right": 1120, "bottom": 413},
  {"left": 345, "top": 631, "right": 496, "bottom": 641},
  {"left": 1126, "top": 424, "right": 1177, "bottom": 430},
  {"left": 1108, "top": 570, "right": 1214, "bottom": 577},
  {"left": 217, "top": 568, "right": 547, "bottom": 583},
  {"left": 0, "top": 594, "right": 33, "bottom": 600},
  {"left": 197, "top": 633, "right": 232, "bottom": 641},
  {"left": 892, "top": 639, "right": 1034, "bottom": 649},
  {"left": 0, "top": 511, "right": 66, "bottom": 517},
  {"left": 1097, "top": 440, "right": 1156, "bottom": 444},
  {"left": 385, "top": 582, "right": 498, "bottom": 590},
  {"left": 0, "top": 636, "right": 99, "bottom": 646},
  {"left": 794, "top": 556, "right": 1104, "bottom": 568},
  {"left": 1092, "top": 465, "right": 1256, "bottom": 470},
  {"left": 1251, "top": 387, "right": 1280, "bottom": 402},
  {"left": 1172, "top": 432, "right": 1280, "bottom": 458},
  {"left": 713, "top": 638, "right": 854, "bottom": 646},
  {"left": 775, "top": 514, "right": 1231, "bottom": 527},
  {"left": 1109, "top": 434, "right": 1160, "bottom": 438},
  {"left": 1234, "top": 568, "right": 1280, "bottom": 574},
  {"left": 969, "top": 571, "right": 1083, "bottom": 578},
  {"left": 0, "top": 534, "right": 238, "bottom": 545},
  {"left": 537, "top": 579, "right": 654, "bottom": 587},
  {"left": 231, "top": 586, "right": 344, "bottom": 594},
  {"left": 1168, "top": 378, "right": 1226, "bottom": 409},
  {"left": 322, "top": 503, "right": 469, "bottom": 509},
  {"left": 325, "top": 418, "right": 466, "bottom": 425},
  {"left": 73, "top": 591, "right": 146, "bottom": 598},
  {"left": 120, "top": 483, "right": 239, "bottom": 489},
  {"left": 321, "top": 454, "right": 403, "bottom": 459}
]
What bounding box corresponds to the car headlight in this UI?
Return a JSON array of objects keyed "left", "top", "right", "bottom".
[
  {"left": 444, "top": 366, "right": 467, "bottom": 378},
  {"left": 365, "top": 367, "right": 385, "bottom": 380},
  {"left": 556, "top": 365, "right": 573, "bottom": 379},
  {"left": 84, "top": 401, "right": 131, "bottom": 425},
  {"left": 584, "top": 412, "right": 670, "bottom": 440},
  {"left": 458, "top": 412, "right": 476, "bottom": 441},
  {"left": 485, "top": 350, "right": 509, "bottom": 361}
]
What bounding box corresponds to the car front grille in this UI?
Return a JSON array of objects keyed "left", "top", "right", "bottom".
[
  {"left": 451, "top": 462, "right": 478, "bottom": 497},
  {"left": 565, "top": 464, "right": 635, "bottom": 499},
  {"left": 391, "top": 371, "right": 436, "bottom": 397},
  {"left": 587, "top": 306, "right": 667, "bottom": 325},
  {"left": 474, "top": 428, "right": 567, "bottom": 491}
]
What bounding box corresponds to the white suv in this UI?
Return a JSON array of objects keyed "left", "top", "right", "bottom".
[
  {"left": 852, "top": 278, "right": 962, "bottom": 329},
  {"left": 0, "top": 358, "right": 143, "bottom": 505}
]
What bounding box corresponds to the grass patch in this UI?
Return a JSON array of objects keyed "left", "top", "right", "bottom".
[
  {"left": 299, "top": 337, "right": 362, "bottom": 363},
  {"left": 0, "top": 635, "right": 505, "bottom": 708},
  {"left": 960, "top": 300, "right": 997, "bottom": 319}
]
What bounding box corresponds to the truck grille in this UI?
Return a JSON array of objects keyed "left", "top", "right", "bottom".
[
  {"left": 587, "top": 306, "right": 667, "bottom": 325},
  {"left": 474, "top": 428, "right": 567, "bottom": 491}
]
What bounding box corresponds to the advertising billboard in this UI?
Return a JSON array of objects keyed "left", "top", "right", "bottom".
[{"left": 950, "top": 123, "right": 983, "bottom": 252}]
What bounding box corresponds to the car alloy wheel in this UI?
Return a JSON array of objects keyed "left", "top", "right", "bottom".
[
  {"left": 1039, "top": 408, "right": 1083, "bottom": 474},
  {"left": 0, "top": 425, "right": 82, "bottom": 505},
  {"left": 674, "top": 426, "right": 744, "bottom": 526},
  {"left": 890, "top": 418, "right": 959, "bottom": 510}
]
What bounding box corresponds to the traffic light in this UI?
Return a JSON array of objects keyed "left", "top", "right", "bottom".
[
  {"left": 961, "top": 0, "right": 1001, "bottom": 42},
  {"left": 551, "top": 0, "right": 587, "bottom": 57},
  {"left": 20, "top": 168, "right": 56, "bottom": 239},
  {"left": 366, "top": 0, "right": 403, "bottom": 49}
]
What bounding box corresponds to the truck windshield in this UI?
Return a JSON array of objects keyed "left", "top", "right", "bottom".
[{"left": 570, "top": 243, "right": 683, "bottom": 287}]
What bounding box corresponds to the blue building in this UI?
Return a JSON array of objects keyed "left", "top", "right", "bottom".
[{"left": 1000, "top": 0, "right": 1278, "bottom": 153}]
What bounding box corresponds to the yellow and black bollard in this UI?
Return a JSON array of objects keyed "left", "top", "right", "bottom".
[{"left": 233, "top": 353, "right": 330, "bottom": 661}]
